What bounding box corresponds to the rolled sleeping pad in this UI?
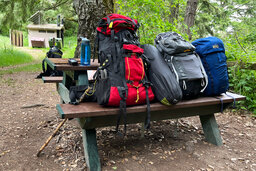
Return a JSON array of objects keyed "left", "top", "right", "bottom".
[{"left": 142, "top": 44, "right": 183, "bottom": 105}]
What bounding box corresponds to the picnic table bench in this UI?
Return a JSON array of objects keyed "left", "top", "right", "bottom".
[
  {"left": 43, "top": 58, "right": 245, "bottom": 171},
  {"left": 42, "top": 76, "right": 63, "bottom": 83}
]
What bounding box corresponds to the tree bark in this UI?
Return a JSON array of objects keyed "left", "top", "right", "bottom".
[
  {"left": 184, "top": 0, "right": 198, "bottom": 40},
  {"left": 73, "top": 0, "right": 114, "bottom": 58}
]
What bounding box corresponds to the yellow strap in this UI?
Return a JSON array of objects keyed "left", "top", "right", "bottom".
[
  {"left": 126, "top": 57, "right": 130, "bottom": 80},
  {"left": 184, "top": 49, "right": 191, "bottom": 52},
  {"left": 84, "top": 80, "right": 97, "bottom": 96},
  {"left": 135, "top": 88, "right": 139, "bottom": 103},
  {"left": 109, "top": 21, "right": 113, "bottom": 29},
  {"left": 129, "top": 83, "right": 142, "bottom": 103},
  {"left": 139, "top": 58, "right": 145, "bottom": 80}
]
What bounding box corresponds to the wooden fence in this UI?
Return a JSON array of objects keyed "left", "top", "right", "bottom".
[
  {"left": 227, "top": 61, "right": 256, "bottom": 70},
  {"left": 9, "top": 30, "right": 23, "bottom": 47}
]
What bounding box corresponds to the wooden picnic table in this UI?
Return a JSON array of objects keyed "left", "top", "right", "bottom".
[{"left": 44, "top": 57, "right": 245, "bottom": 171}]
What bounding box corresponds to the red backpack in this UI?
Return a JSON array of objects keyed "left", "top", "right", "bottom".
[{"left": 94, "top": 14, "right": 154, "bottom": 134}]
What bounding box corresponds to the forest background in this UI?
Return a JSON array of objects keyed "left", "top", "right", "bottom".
[{"left": 0, "top": 0, "right": 255, "bottom": 115}]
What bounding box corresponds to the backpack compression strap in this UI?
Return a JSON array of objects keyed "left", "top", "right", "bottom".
[
  {"left": 116, "top": 86, "right": 128, "bottom": 135},
  {"left": 115, "top": 50, "right": 129, "bottom": 135},
  {"left": 142, "top": 79, "right": 151, "bottom": 129}
]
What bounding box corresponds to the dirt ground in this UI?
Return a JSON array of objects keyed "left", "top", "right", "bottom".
[{"left": 0, "top": 72, "right": 255, "bottom": 171}]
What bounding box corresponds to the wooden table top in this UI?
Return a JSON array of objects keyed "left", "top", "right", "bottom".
[
  {"left": 47, "top": 58, "right": 100, "bottom": 71},
  {"left": 57, "top": 92, "right": 246, "bottom": 119}
]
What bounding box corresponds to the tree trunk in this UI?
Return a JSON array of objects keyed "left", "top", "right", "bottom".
[
  {"left": 73, "top": 0, "right": 114, "bottom": 58},
  {"left": 184, "top": 0, "right": 198, "bottom": 40}
]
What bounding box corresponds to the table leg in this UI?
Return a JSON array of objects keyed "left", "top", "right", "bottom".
[
  {"left": 77, "top": 71, "right": 100, "bottom": 170},
  {"left": 81, "top": 128, "right": 101, "bottom": 171},
  {"left": 63, "top": 72, "right": 73, "bottom": 89},
  {"left": 199, "top": 114, "right": 223, "bottom": 146}
]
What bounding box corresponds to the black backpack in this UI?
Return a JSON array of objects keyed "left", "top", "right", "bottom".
[
  {"left": 36, "top": 46, "right": 63, "bottom": 78},
  {"left": 155, "top": 32, "right": 208, "bottom": 99},
  {"left": 94, "top": 14, "right": 155, "bottom": 134},
  {"left": 142, "top": 44, "right": 182, "bottom": 105}
]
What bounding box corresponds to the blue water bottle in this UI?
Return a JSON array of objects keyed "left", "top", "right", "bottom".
[{"left": 80, "top": 37, "right": 91, "bottom": 66}]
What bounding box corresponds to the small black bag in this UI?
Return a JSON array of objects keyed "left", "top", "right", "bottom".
[
  {"left": 69, "top": 84, "right": 97, "bottom": 105},
  {"left": 36, "top": 46, "right": 63, "bottom": 78}
]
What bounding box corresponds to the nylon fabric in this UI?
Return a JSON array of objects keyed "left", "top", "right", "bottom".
[
  {"left": 155, "top": 32, "right": 195, "bottom": 55},
  {"left": 97, "top": 14, "right": 139, "bottom": 35},
  {"left": 154, "top": 32, "right": 208, "bottom": 99},
  {"left": 95, "top": 14, "right": 154, "bottom": 134},
  {"left": 142, "top": 44, "right": 182, "bottom": 105},
  {"left": 108, "top": 86, "right": 154, "bottom": 106},
  {"left": 192, "top": 37, "right": 229, "bottom": 96}
]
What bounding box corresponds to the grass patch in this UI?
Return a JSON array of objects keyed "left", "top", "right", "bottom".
[
  {"left": 0, "top": 35, "right": 11, "bottom": 48},
  {"left": 0, "top": 34, "right": 77, "bottom": 76},
  {"left": 62, "top": 36, "right": 77, "bottom": 58},
  {"left": 0, "top": 48, "right": 34, "bottom": 67},
  {"left": 0, "top": 35, "right": 34, "bottom": 67},
  {"left": 0, "top": 63, "right": 41, "bottom": 75}
]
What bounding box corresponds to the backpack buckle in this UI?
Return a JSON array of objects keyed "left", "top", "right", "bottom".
[
  {"left": 117, "top": 86, "right": 127, "bottom": 100},
  {"left": 141, "top": 80, "right": 152, "bottom": 88}
]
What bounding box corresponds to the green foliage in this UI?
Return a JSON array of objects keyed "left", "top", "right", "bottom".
[
  {"left": 116, "top": 0, "right": 187, "bottom": 44},
  {"left": 0, "top": 0, "right": 77, "bottom": 37},
  {"left": 62, "top": 36, "right": 77, "bottom": 58},
  {"left": 116, "top": 0, "right": 256, "bottom": 115},
  {"left": 0, "top": 0, "right": 41, "bottom": 35},
  {"left": 0, "top": 35, "right": 10, "bottom": 48},
  {"left": 229, "top": 66, "right": 256, "bottom": 115}
]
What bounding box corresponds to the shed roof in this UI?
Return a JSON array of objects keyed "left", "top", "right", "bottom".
[{"left": 27, "top": 24, "right": 64, "bottom": 31}]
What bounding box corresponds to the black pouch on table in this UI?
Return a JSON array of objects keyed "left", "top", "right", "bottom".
[
  {"left": 36, "top": 46, "right": 63, "bottom": 78},
  {"left": 69, "top": 84, "right": 97, "bottom": 105}
]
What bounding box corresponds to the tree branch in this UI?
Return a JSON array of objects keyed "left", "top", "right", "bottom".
[
  {"left": 234, "top": 30, "right": 248, "bottom": 54},
  {"left": 43, "top": 0, "right": 70, "bottom": 11}
]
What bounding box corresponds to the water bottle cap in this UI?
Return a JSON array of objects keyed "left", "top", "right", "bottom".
[{"left": 80, "top": 37, "right": 89, "bottom": 42}]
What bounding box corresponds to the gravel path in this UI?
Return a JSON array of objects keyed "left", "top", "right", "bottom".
[{"left": 0, "top": 72, "right": 255, "bottom": 171}]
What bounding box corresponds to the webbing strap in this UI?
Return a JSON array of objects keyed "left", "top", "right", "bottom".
[
  {"left": 215, "top": 97, "right": 224, "bottom": 113},
  {"left": 225, "top": 93, "right": 236, "bottom": 108},
  {"left": 112, "top": 42, "right": 117, "bottom": 72},
  {"left": 142, "top": 73, "right": 151, "bottom": 129},
  {"left": 220, "top": 98, "right": 224, "bottom": 113},
  {"left": 116, "top": 86, "right": 127, "bottom": 135},
  {"left": 131, "top": 19, "right": 136, "bottom": 26},
  {"left": 115, "top": 42, "right": 123, "bottom": 73},
  {"left": 116, "top": 100, "right": 126, "bottom": 134},
  {"left": 111, "top": 29, "right": 115, "bottom": 41},
  {"left": 106, "top": 16, "right": 111, "bottom": 25},
  {"left": 145, "top": 87, "right": 151, "bottom": 129}
]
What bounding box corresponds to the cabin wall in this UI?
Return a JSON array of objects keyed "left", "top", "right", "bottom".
[{"left": 28, "top": 29, "right": 57, "bottom": 48}]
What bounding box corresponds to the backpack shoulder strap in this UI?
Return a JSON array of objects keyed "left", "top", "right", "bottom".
[{"left": 195, "top": 52, "right": 208, "bottom": 92}]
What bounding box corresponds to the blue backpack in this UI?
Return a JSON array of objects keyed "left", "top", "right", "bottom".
[{"left": 192, "top": 37, "right": 229, "bottom": 96}]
